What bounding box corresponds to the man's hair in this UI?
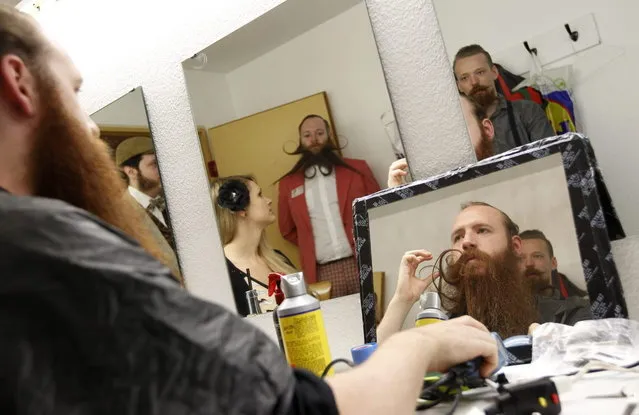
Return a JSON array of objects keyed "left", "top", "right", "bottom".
[
  {"left": 0, "top": 6, "right": 48, "bottom": 73},
  {"left": 453, "top": 44, "right": 494, "bottom": 75},
  {"left": 460, "top": 201, "right": 519, "bottom": 238},
  {"left": 120, "top": 154, "right": 144, "bottom": 170},
  {"left": 520, "top": 229, "right": 554, "bottom": 257}
]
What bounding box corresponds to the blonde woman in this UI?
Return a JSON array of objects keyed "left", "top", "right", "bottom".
[{"left": 212, "top": 175, "right": 297, "bottom": 316}]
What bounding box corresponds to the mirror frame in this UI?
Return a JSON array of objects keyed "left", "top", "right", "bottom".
[{"left": 353, "top": 133, "right": 627, "bottom": 343}]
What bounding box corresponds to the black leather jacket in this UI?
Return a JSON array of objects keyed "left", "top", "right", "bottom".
[{"left": 0, "top": 190, "right": 337, "bottom": 415}]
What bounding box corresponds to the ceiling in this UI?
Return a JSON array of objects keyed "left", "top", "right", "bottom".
[{"left": 184, "top": 0, "right": 362, "bottom": 73}]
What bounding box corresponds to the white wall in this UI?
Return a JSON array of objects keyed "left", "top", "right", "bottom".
[
  {"left": 182, "top": 69, "right": 236, "bottom": 128},
  {"left": 223, "top": 2, "right": 396, "bottom": 185},
  {"left": 433, "top": 0, "right": 639, "bottom": 235},
  {"left": 90, "top": 88, "right": 148, "bottom": 127}
]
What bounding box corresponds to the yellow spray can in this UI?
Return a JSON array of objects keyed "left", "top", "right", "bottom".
[{"left": 277, "top": 272, "right": 333, "bottom": 376}]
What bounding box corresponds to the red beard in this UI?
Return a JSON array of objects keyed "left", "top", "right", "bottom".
[
  {"left": 30, "top": 69, "right": 170, "bottom": 272},
  {"left": 435, "top": 246, "right": 538, "bottom": 338}
]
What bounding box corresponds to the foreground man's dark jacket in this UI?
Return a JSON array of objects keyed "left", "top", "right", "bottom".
[{"left": 0, "top": 190, "right": 337, "bottom": 415}]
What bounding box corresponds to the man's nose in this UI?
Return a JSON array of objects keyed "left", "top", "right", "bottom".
[{"left": 461, "top": 235, "right": 476, "bottom": 251}]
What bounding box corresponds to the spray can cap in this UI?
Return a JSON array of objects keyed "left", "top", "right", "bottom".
[
  {"left": 420, "top": 292, "right": 442, "bottom": 310},
  {"left": 280, "top": 272, "right": 307, "bottom": 298}
]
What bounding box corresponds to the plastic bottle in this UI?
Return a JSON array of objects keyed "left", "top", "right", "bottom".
[
  {"left": 277, "top": 272, "right": 333, "bottom": 376},
  {"left": 415, "top": 292, "right": 448, "bottom": 327}
]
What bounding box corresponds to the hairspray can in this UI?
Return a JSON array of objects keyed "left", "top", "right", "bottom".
[
  {"left": 415, "top": 292, "right": 448, "bottom": 327},
  {"left": 277, "top": 272, "right": 332, "bottom": 376}
]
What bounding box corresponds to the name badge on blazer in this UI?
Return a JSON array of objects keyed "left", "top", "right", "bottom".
[{"left": 291, "top": 185, "right": 304, "bottom": 198}]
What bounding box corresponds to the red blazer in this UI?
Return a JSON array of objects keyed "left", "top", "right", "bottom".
[{"left": 278, "top": 158, "right": 380, "bottom": 284}]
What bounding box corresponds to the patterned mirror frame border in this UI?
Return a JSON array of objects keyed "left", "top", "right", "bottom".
[{"left": 353, "top": 133, "right": 628, "bottom": 343}]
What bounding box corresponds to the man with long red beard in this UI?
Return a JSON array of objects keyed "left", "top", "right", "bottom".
[
  {"left": 0, "top": 6, "right": 500, "bottom": 414},
  {"left": 377, "top": 202, "right": 591, "bottom": 342},
  {"left": 453, "top": 44, "right": 554, "bottom": 155}
]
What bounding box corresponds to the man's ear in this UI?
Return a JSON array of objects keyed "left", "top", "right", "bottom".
[
  {"left": 0, "top": 54, "right": 38, "bottom": 117},
  {"left": 122, "top": 166, "right": 138, "bottom": 181},
  {"left": 551, "top": 257, "right": 558, "bottom": 270},
  {"left": 481, "top": 118, "right": 495, "bottom": 142},
  {"left": 511, "top": 235, "right": 523, "bottom": 254}
]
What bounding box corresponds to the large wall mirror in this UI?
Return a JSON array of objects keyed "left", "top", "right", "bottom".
[
  {"left": 354, "top": 134, "right": 627, "bottom": 342},
  {"left": 182, "top": 0, "right": 402, "bottom": 316},
  {"left": 91, "top": 87, "right": 183, "bottom": 283}
]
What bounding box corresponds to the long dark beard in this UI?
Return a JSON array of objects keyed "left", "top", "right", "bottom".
[
  {"left": 435, "top": 247, "right": 538, "bottom": 338},
  {"left": 276, "top": 140, "right": 360, "bottom": 182},
  {"left": 30, "top": 71, "right": 171, "bottom": 274},
  {"left": 469, "top": 85, "right": 498, "bottom": 109}
]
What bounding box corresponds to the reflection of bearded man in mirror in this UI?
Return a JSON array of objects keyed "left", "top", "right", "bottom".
[
  {"left": 278, "top": 114, "right": 380, "bottom": 297},
  {"left": 436, "top": 202, "right": 538, "bottom": 338},
  {"left": 520, "top": 229, "right": 587, "bottom": 299},
  {"left": 116, "top": 137, "right": 176, "bottom": 252},
  {"left": 435, "top": 202, "right": 592, "bottom": 338}
]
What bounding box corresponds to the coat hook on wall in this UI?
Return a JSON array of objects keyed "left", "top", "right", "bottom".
[
  {"left": 523, "top": 41, "right": 537, "bottom": 56},
  {"left": 564, "top": 23, "right": 579, "bottom": 42}
]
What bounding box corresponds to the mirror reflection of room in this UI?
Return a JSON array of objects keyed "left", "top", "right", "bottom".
[
  {"left": 374, "top": 154, "right": 595, "bottom": 342},
  {"left": 91, "top": 88, "right": 182, "bottom": 283},
  {"left": 183, "top": 0, "right": 400, "bottom": 316},
  {"left": 428, "top": 0, "right": 619, "bottom": 163}
]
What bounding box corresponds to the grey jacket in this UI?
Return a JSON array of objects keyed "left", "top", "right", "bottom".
[
  {"left": 0, "top": 191, "right": 337, "bottom": 415},
  {"left": 537, "top": 289, "right": 593, "bottom": 326},
  {"left": 491, "top": 95, "right": 556, "bottom": 154}
]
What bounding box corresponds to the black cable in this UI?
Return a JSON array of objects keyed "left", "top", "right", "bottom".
[
  {"left": 321, "top": 358, "right": 354, "bottom": 378},
  {"left": 444, "top": 392, "right": 461, "bottom": 415}
]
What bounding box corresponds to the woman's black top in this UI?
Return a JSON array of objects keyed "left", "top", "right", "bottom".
[{"left": 226, "top": 250, "right": 295, "bottom": 316}]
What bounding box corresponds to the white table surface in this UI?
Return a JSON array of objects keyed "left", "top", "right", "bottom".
[{"left": 418, "top": 366, "right": 639, "bottom": 414}]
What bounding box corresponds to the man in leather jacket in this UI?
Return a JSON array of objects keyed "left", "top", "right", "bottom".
[{"left": 0, "top": 6, "right": 498, "bottom": 415}]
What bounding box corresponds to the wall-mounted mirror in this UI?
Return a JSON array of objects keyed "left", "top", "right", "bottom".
[
  {"left": 91, "top": 87, "right": 182, "bottom": 283},
  {"left": 354, "top": 134, "right": 626, "bottom": 343},
  {"left": 183, "top": 0, "right": 402, "bottom": 316}
]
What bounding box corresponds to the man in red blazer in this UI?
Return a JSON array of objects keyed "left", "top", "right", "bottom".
[{"left": 278, "top": 115, "right": 380, "bottom": 297}]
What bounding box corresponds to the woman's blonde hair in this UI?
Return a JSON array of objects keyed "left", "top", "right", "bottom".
[{"left": 211, "top": 175, "right": 296, "bottom": 275}]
